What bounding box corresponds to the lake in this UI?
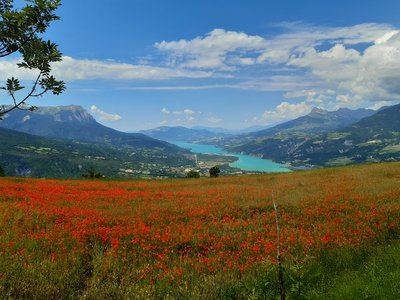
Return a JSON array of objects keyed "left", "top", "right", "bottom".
[{"left": 171, "top": 141, "right": 292, "bottom": 173}]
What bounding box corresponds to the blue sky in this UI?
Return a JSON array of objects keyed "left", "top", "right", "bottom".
[{"left": 2, "top": 0, "right": 400, "bottom": 131}]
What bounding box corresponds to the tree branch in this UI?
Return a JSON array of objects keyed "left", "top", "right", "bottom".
[
  {"left": 1, "top": 70, "right": 43, "bottom": 114},
  {"left": 0, "top": 28, "right": 40, "bottom": 57}
]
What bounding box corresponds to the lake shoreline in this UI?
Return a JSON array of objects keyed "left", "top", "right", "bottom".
[{"left": 171, "top": 141, "right": 292, "bottom": 173}]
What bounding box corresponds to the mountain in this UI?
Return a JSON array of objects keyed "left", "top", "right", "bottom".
[
  {"left": 209, "top": 107, "right": 375, "bottom": 148},
  {"left": 0, "top": 127, "right": 194, "bottom": 178},
  {"left": 0, "top": 105, "right": 181, "bottom": 152},
  {"left": 191, "top": 125, "right": 274, "bottom": 135},
  {"left": 249, "top": 107, "right": 375, "bottom": 137},
  {"left": 140, "top": 126, "right": 226, "bottom": 142},
  {"left": 226, "top": 104, "right": 400, "bottom": 167}
]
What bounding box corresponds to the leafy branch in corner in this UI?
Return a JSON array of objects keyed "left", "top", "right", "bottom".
[{"left": 0, "top": 0, "right": 65, "bottom": 119}]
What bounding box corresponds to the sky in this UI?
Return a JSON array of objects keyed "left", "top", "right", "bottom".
[{"left": 2, "top": 0, "right": 400, "bottom": 131}]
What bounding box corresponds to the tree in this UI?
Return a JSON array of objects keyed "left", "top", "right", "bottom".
[
  {"left": 0, "top": 164, "right": 4, "bottom": 177},
  {"left": 209, "top": 166, "right": 220, "bottom": 177},
  {"left": 186, "top": 170, "right": 200, "bottom": 178},
  {"left": 82, "top": 169, "right": 103, "bottom": 179},
  {"left": 0, "top": 0, "right": 65, "bottom": 119}
]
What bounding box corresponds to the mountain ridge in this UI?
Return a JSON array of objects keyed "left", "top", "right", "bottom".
[
  {"left": 0, "top": 105, "right": 182, "bottom": 152},
  {"left": 225, "top": 104, "right": 400, "bottom": 167}
]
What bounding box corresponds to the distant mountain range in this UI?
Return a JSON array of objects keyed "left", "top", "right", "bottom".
[
  {"left": 191, "top": 125, "right": 274, "bottom": 135},
  {"left": 0, "top": 105, "right": 181, "bottom": 152},
  {"left": 219, "top": 107, "right": 375, "bottom": 146},
  {"left": 225, "top": 104, "right": 400, "bottom": 167},
  {"left": 140, "top": 124, "right": 276, "bottom": 142},
  {"left": 251, "top": 107, "right": 375, "bottom": 136},
  {"left": 142, "top": 107, "right": 376, "bottom": 144},
  {"left": 140, "top": 126, "right": 225, "bottom": 142}
]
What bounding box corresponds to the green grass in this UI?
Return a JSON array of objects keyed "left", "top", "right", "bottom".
[{"left": 301, "top": 240, "right": 400, "bottom": 299}]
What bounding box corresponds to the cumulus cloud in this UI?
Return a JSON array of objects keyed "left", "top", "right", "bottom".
[
  {"left": 183, "top": 109, "right": 194, "bottom": 115},
  {"left": 284, "top": 89, "right": 336, "bottom": 104},
  {"left": 155, "top": 28, "right": 266, "bottom": 69},
  {"left": 367, "top": 100, "right": 396, "bottom": 110},
  {"left": 156, "top": 23, "right": 392, "bottom": 68},
  {"left": 90, "top": 105, "right": 121, "bottom": 122},
  {"left": 254, "top": 102, "right": 312, "bottom": 125},
  {"left": 284, "top": 28, "right": 400, "bottom": 103},
  {"left": 155, "top": 23, "right": 400, "bottom": 107},
  {"left": 334, "top": 94, "right": 363, "bottom": 109}
]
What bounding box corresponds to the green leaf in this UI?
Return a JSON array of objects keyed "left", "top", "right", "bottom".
[{"left": 6, "top": 77, "right": 24, "bottom": 93}]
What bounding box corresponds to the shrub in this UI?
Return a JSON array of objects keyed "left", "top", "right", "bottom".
[
  {"left": 209, "top": 166, "right": 221, "bottom": 177},
  {"left": 82, "top": 170, "right": 103, "bottom": 179},
  {"left": 186, "top": 170, "right": 200, "bottom": 178}
]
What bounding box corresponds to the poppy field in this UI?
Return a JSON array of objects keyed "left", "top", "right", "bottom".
[{"left": 0, "top": 162, "right": 399, "bottom": 299}]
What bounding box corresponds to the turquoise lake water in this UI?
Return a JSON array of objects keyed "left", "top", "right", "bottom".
[{"left": 171, "top": 141, "right": 292, "bottom": 173}]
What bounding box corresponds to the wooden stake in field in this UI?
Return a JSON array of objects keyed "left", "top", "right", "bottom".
[{"left": 272, "top": 193, "right": 286, "bottom": 300}]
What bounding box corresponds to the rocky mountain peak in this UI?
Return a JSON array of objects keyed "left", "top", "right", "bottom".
[
  {"left": 309, "top": 107, "right": 327, "bottom": 116},
  {"left": 36, "top": 105, "right": 95, "bottom": 124}
]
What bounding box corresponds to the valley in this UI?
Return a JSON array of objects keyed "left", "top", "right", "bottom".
[
  {"left": 1, "top": 104, "right": 399, "bottom": 178},
  {"left": 1, "top": 1, "right": 400, "bottom": 299}
]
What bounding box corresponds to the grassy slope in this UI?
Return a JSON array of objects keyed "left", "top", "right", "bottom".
[{"left": 0, "top": 162, "right": 399, "bottom": 299}]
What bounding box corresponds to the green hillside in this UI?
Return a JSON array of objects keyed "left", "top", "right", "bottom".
[
  {"left": 226, "top": 104, "right": 400, "bottom": 168},
  {"left": 0, "top": 127, "right": 194, "bottom": 178}
]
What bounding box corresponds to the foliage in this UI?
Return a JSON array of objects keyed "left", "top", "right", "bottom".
[
  {"left": 0, "top": 0, "right": 65, "bottom": 118},
  {"left": 0, "top": 162, "right": 399, "bottom": 298},
  {"left": 186, "top": 169, "right": 200, "bottom": 178},
  {"left": 82, "top": 169, "right": 103, "bottom": 179},
  {"left": 209, "top": 165, "right": 220, "bottom": 177},
  {"left": 0, "top": 164, "right": 4, "bottom": 177}
]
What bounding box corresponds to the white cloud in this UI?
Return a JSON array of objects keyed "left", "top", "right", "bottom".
[
  {"left": 206, "top": 117, "right": 223, "bottom": 124},
  {"left": 285, "top": 29, "right": 400, "bottom": 103},
  {"left": 122, "top": 84, "right": 241, "bottom": 91},
  {"left": 53, "top": 56, "right": 213, "bottom": 81},
  {"left": 0, "top": 56, "right": 212, "bottom": 82},
  {"left": 155, "top": 28, "right": 266, "bottom": 69},
  {"left": 0, "top": 58, "right": 38, "bottom": 81},
  {"left": 155, "top": 23, "right": 392, "bottom": 70},
  {"left": 367, "top": 100, "right": 395, "bottom": 110},
  {"left": 284, "top": 89, "right": 336, "bottom": 104},
  {"left": 186, "top": 116, "right": 195, "bottom": 122},
  {"left": 160, "top": 108, "right": 196, "bottom": 123},
  {"left": 255, "top": 101, "right": 312, "bottom": 125},
  {"left": 161, "top": 108, "right": 171, "bottom": 114},
  {"left": 334, "top": 94, "right": 363, "bottom": 109},
  {"left": 183, "top": 109, "right": 194, "bottom": 115},
  {"left": 90, "top": 105, "right": 121, "bottom": 122},
  {"left": 154, "top": 23, "right": 400, "bottom": 107}
]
